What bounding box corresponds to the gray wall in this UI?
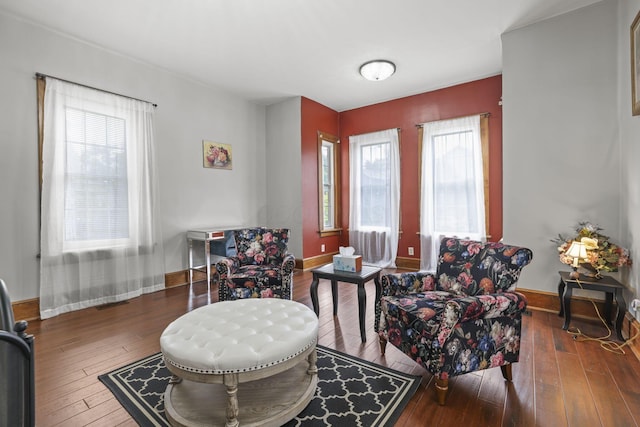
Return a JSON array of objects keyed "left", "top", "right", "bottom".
[
  {"left": 266, "top": 98, "right": 303, "bottom": 257},
  {"left": 0, "top": 12, "right": 268, "bottom": 300},
  {"left": 619, "top": 0, "right": 640, "bottom": 319},
  {"left": 502, "top": 1, "right": 624, "bottom": 294}
]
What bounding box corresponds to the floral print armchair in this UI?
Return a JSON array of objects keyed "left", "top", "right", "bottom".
[
  {"left": 216, "top": 228, "right": 295, "bottom": 300},
  {"left": 377, "top": 237, "right": 533, "bottom": 405}
]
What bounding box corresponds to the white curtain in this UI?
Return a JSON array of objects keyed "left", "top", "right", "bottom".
[
  {"left": 40, "top": 78, "right": 165, "bottom": 319},
  {"left": 420, "top": 115, "right": 486, "bottom": 271},
  {"left": 349, "top": 128, "right": 400, "bottom": 268}
]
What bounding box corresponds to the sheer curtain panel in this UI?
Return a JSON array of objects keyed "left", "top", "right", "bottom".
[
  {"left": 419, "top": 115, "right": 486, "bottom": 271},
  {"left": 39, "top": 78, "right": 165, "bottom": 319},
  {"left": 349, "top": 128, "right": 400, "bottom": 268}
]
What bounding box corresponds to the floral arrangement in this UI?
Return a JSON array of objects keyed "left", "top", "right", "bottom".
[{"left": 552, "top": 222, "right": 631, "bottom": 274}]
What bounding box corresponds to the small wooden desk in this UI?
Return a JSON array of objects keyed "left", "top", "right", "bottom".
[
  {"left": 557, "top": 270, "right": 627, "bottom": 341},
  {"left": 186, "top": 228, "right": 238, "bottom": 292},
  {"left": 309, "top": 263, "right": 382, "bottom": 343}
]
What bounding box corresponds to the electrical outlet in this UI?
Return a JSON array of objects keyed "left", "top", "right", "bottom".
[
  {"left": 321, "top": 244, "right": 325, "bottom": 253},
  {"left": 408, "top": 247, "right": 414, "bottom": 256},
  {"left": 632, "top": 298, "right": 640, "bottom": 312}
]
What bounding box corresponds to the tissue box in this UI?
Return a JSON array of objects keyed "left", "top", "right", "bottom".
[{"left": 333, "top": 255, "right": 362, "bottom": 272}]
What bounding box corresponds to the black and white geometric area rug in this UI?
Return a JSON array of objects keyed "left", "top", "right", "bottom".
[{"left": 99, "top": 345, "right": 421, "bottom": 427}]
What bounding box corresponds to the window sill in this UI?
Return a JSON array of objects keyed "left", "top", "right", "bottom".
[{"left": 319, "top": 228, "right": 342, "bottom": 238}]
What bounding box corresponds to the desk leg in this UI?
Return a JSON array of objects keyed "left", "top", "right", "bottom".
[
  {"left": 205, "top": 238, "right": 211, "bottom": 294},
  {"left": 331, "top": 280, "right": 338, "bottom": 316},
  {"left": 562, "top": 285, "right": 573, "bottom": 331},
  {"left": 357, "top": 282, "right": 366, "bottom": 343},
  {"left": 188, "top": 238, "right": 194, "bottom": 291},
  {"left": 310, "top": 275, "right": 320, "bottom": 316},
  {"left": 614, "top": 290, "right": 627, "bottom": 341},
  {"left": 558, "top": 278, "right": 566, "bottom": 318}
]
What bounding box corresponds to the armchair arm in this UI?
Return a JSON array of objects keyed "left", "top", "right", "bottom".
[
  {"left": 376, "top": 272, "right": 437, "bottom": 333},
  {"left": 215, "top": 256, "right": 241, "bottom": 277},
  {"left": 434, "top": 292, "right": 527, "bottom": 348},
  {"left": 280, "top": 253, "right": 296, "bottom": 276},
  {"left": 381, "top": 272, "right": 437, "bottom": 297}
]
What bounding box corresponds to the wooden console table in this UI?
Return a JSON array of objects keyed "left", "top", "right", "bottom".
[{"left": 557, "top": 270, "right": 627, "bottom": 341}]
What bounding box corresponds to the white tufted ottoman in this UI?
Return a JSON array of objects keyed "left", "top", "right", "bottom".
[{"left": 160, "top": 299, "right": 318, "bottom": 427}]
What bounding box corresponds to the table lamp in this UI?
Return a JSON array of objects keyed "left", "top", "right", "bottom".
[{"left": 565, "top": 240, "right": 588, "bottom": 279}]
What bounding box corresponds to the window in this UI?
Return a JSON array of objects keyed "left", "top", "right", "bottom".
[
  {"left": 37, "top": 76, "right": 165, "bottom": 319},
  {"left": 348, "top": 128, "right": 400, "bottom": 268},
  {"left": 64, "top": 108, "right": 129, "bottom": 247},
  {"left": 358, "top": 141, "right": 391, "bottom": 229},
  {"left": 419, "top": 114, "right": 489, "bottom": 271},
  {"left": 318, "top": 131, "right": 341, "bottom": 236},
  {"left": 430, "top": 129, "right": 480, "bottom": 233}
]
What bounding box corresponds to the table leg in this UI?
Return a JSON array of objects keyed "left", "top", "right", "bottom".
[
  {"left": 558, "top": 278, "right": 566, "bottom": 317},
  {"left": 562, "top": 284, "right": 573, "bottom": 330},
  {"left": 604, "top": 292, "right": 613, "bottom": 325},
  {"left": 310, "top": 275, "right": 320, "bottom": 316},
  {"left": 614, "top": 290, "right": 627, "bottom": 341},
  {"left": 358, "top": 282, "right": 366, "bottom": 342},
  {"left": 331, "top": 280, "right": 339, "bottom": 316},
  {"left": 188, "top": 238, "right": 194, "bottom": 291},
  {"left": 205, "top": 237, "right": 211, "bottom": 293}
]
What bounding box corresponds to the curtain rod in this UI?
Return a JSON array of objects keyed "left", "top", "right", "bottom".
[
  {"left": 35, "top": 72, "right": 158, "bottom": 107},
  {"left": 415, "top": 112, "right": 490, "bottom": 128}
]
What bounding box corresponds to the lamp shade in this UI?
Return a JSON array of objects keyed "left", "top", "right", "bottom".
[
  {"left": 359, "top": 60, "right": 396, "bottom": 81},
  {"left": 566, "top": 240, "right": 588, "bottom": 267}
]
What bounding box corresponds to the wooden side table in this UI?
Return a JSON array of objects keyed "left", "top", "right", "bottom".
[
  {"left": 557, "top": 270, "right": 627, "bottom": 341},
  {"left": 309, "top": 263, "right": 382, "bottom": 343}
]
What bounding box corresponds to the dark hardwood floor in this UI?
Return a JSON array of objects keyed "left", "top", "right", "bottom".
[{"left": 26, "top": 269, "right": 640, "bottom": 426}]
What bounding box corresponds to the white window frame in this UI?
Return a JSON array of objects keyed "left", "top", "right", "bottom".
[{"left": 317, "top": 131, "right": 341, "bottom": 236}]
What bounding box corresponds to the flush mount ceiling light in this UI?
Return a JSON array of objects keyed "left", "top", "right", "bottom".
[{"left": 359, "top": 60, "right": 396, "bottom": 81}]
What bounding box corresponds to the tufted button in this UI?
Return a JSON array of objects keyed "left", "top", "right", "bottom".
[{"left": 160, "top": 299, "right": 318, "bottom": 374}]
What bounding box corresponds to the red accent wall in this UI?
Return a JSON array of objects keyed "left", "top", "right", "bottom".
[
  {"left": 301, "top": 97, "right": 340, "bottom": 258},
  {"left": 301, "top": 75, "right": 503, "bottom": 261}
]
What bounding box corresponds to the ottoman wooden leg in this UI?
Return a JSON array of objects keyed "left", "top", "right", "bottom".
[
  {"left": 307, "top": 348, "right": 318, "bottom": 376},
  {"left": 223, "top": 373, "right": 239, "bottom": 427}
]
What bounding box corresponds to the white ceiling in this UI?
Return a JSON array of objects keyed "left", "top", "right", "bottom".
[{"left": 0, "top": 0, "right": 601, "bottom": 112}]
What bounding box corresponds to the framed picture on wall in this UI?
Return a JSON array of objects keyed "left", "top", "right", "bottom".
[
  {"left": 203, "top": 140, "right": 232, "bottom": 169},
  {"left": 632, "top": 10, "right": 640, "bottom": 116}
]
